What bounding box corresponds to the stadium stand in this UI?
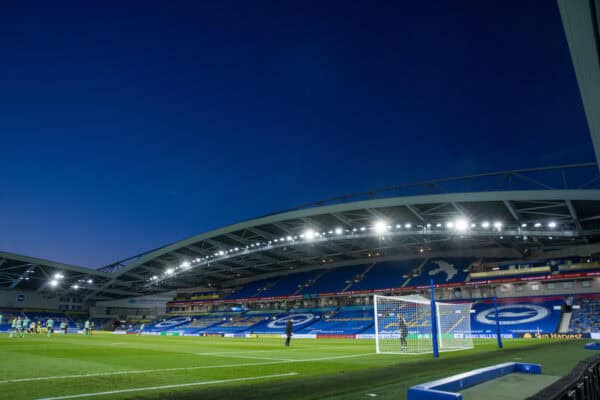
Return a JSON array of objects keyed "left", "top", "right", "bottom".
[
  {"left": 348, "top": 261, "right": 419, "bottom": 291},
  {"left": 225, "top": 278, "right": 278, "bottom": 299},
  {"left": 470, "top": 298, "right": 563, "bottom": 336},
  {"left": 248, "top": 308, "right": 334, "bottom": 334},
  {"left": 300, "top": 305, "right": 374, "bottom": 335},
  {"left": 258, "top": 270, "right": 324, "bottom": 297},
  {"left": 569, "top": 297, "right": 600, "bottom": 334},
  {"left": 408, "top": 258, "right": 474, "bottom": 286},
  {"left": 298, "top": 264, "right": 367, "bottom": 294}
]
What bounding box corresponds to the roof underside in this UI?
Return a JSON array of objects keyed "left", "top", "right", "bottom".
[
  {"left": 4, "top": 164, "right": 600, "bottom": 301},
  {"left": 94, "top": 189, "right": 600, "bottom": 299}
]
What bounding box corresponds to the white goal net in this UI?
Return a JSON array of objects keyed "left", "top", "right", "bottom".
[{"left": 374, "top": 294, "right": 473, "bottom": 354}]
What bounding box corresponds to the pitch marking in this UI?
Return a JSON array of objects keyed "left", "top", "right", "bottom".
[
  {"left": 34, "top": 372, "right": 299, "bottom": 400},
  {"left": 0, "top": 353, "right": 374, "bottom": 384}
]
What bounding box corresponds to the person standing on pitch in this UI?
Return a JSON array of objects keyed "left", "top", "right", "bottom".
[
  {"left": 398, "top": 316, "right": 408, "bottom": 351},
  {"left": 22, "top": 316, "right": 30, "bottom": 337},
  {"left": 285, "top": 319, "right": 293, "bottom": 347},
  {"left": 9, "top": 317, "right": 17, "bottom": 338},
  {"left": 84, "top": 320, "right": 90, "bottom": 336},
  {"left": 139, "top": 323, "right": 145, "bottom": 335},
  {"left": 46, "top": 318, "right": 54, "bottom": 337},
  {"left": 17, "top": 316, "right": 24, "bottom": 338}
]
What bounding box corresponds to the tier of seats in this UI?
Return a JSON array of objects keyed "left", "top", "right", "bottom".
[
  {"left": 569, "top": 298, "right": 600, "bottom": 333},
  {"left": 156, "top": 297, "right": 570, "bottom": 336},
  {"left": 211, "top": 257, "right": 599, "bottom": 302}
]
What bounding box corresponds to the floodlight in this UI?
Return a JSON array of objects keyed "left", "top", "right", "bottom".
[
  {"left": 481, "top": 221, "right": 490, "bottom": 229},
  {"left": 548, "top": 221, "right": 557, "bottom": 228},
  {"left": 493, "top": 221, "right": 503, "bottom": 230},
  {"left": 374, "top": 221, "right": 388, "bottom": 234},
  {"left": 49, "top": 279, "right": 59, "bottom": 287},
  {"left": 521, "top": 223, "right": 527, "bottom": 228},
  {"left": 534, "top": 222, "right": 541, "bottom": 228},
  {"left": 165, "top": 268, "right": 174, "bottom": 275},
  {"left": 181, "top": 261, "right": 191, "bottom": 269},
  {"left": 304, "top": 229, "right": 316, "bottom": 240},
  {"left": 72, "top": 284, "right": 79, "bottom": 290},
  {"left": 87, "top": 279, "right": 93, "bottom": 284},
  {"left": 53, "top": 273, "right": 64, "bottom": 280},
  {"left": 455, "top": 218, "right": 469, "bottom": 232},
  {"left": 405, "top": 223, "right": 412, "bottom": 229},
  {"left": 446, "top": 221, "right": 454, "bottom": 229},
  {"left": 335, "top": 227, "right": 343, "bottom": 235}
]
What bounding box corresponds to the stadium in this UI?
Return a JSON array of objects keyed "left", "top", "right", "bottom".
[
  {"left": 3, "top": 1, "right": 600, "bottom": 400},
  {"left": 2, "top": 163, "right": 600, "bottom": 400}
]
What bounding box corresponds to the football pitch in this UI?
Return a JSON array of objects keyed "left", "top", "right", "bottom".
[{"left": 0, "top": 333, "right": 593, "bottom": 400}]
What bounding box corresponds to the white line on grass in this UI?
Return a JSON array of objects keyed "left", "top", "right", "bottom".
[
  {"left": 34, "top": 372, "right": 299, "bottom": 400},
  {"left": 0, "top": 353, "right": 373, "bottom": 384},
  {"left": 194, "top": 353, "right": 296, "bottom": 361}
]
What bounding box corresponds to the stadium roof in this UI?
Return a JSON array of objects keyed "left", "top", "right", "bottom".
[{"left": 3, "top": 163, "right": 600, "bottom": 301}]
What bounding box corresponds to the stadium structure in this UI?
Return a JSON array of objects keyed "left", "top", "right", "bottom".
[{"left": 2, "top": 163, "right": 600, "bottom": 339}]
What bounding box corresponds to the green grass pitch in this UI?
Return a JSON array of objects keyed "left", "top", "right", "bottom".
[{"left": 0, "top": 333, "right": 592, "bottom": 400}]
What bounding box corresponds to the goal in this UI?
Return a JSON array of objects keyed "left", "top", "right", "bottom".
[{"left": 374, "top": 294, "right": 473, "bottom": 355}]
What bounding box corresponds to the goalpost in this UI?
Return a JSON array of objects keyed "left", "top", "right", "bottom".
[{"left": 374, "top": 293, "right": 473, "bottom": 355}]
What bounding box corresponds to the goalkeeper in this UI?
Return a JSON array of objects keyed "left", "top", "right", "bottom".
[{"left": 398, "top": 316, "right": 408, "bottom": 350}]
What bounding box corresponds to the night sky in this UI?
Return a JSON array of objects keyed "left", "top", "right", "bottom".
[{"left": 0, "top": 1, "right": 594, "bottom": 268}]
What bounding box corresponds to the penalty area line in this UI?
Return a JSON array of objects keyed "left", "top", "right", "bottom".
[{"left": 34, "top": 372, "right": 299, "bottom": 400}]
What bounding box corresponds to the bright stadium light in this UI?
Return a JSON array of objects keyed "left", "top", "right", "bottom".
[
  {"left": 165, "top": 268, "right": 174, "bottom": 275},
  {"left": 481, "top": 221, "right": 490, "bottom": 229},
  {"left": 304, "top": 229, "right": 316, "bottom": 240},
  {"left": 374, "top": 220, "right": 388, "bottom": 234},
  {"left": 521, "top": 223, "right": 528, "bottom": 228},
  {"left": 181, "top": 261, "right": 191, "bottom": 269},
  {"left": 405, "top": 223, "right": 412, "bottom": 229},
  {"left": 493, "top": 221, "right": 503, "bottom": 230},
  {"left": 548, "top": 221, "right": 557, "bottom": 228},
  {"left": 446, "top": 221, "right": 454, "bottom": 229},
  {"left": 360, "top": 226, "right": 366, "bottom": 231},
  {"left": 72, "top": 284, "right": 79, "bottom": 290},
  {"left": 218, "top": 250, "right": 225, "bottom": 256},
  {"left": 335, "top": 227, "right": 343, "bottom": 235},
  {"left": 396, "top": 224, "right": 402, "bottom": 229},
  {"left": 54, "top": 273, "right": 64, "bottom": 280},
  {"left": 534, "top": 222, "right": 542, "bottom": 228},
  {"left": 87, "top": 279, "right": 93, "bottom": 284},
  {"left": 436, "top": 223, "right": 442, "bottom": 228},
  {"left": 426, "top": 223, "right": 431, "bottom": 228},
  {"left": 455, "top": 218, "right": 469, "bottom": 232},
  {"left": 49, "top": 279, "right": 59, "bottom": 287}
]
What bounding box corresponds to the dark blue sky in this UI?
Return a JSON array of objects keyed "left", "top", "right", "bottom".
[{"left": 0, "top": 0, "right": 594, "bottom": 268}]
